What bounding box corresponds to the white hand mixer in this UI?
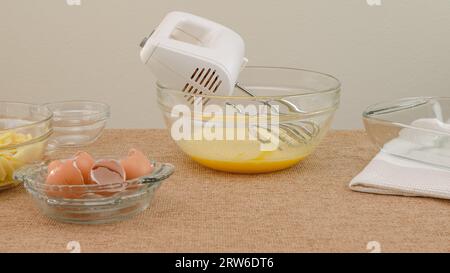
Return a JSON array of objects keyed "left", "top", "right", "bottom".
[{"left": 139, "top": 11, "right": 319, "bottom": 147}]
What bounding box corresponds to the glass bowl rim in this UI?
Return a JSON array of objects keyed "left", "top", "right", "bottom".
[
  {"left": 363, "top": 96, "right": 450, "bottom": 137},
  {"left": 0, "top": 101, "right": 53, "bottom": 134},
  {"left": 14, "top": 160, "right": 174, "bottom": 192},
  {"left": 43, "top": 100, "right": 111, "bottom": 120},
  {"left": 0, "top": 129, "right": 53, "bottom": 151},
  {"left": 156, "top": 66, "right": 341, "bottom": 100}
]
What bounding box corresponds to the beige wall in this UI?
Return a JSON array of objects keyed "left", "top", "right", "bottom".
[{"left": 1, "top": 0, "right": 449, "bottom": 129}]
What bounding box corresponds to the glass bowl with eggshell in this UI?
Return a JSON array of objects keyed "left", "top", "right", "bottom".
[{"left": 14, "top": 158, "right": 174, "bottom": 224}]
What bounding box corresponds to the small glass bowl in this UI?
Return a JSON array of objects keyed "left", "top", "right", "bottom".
[
  {"left": 14, "top": 160, "right": 174, "bottom": 224},
  {"left": 157, "top": 66, "right": 340, "bottom": 173},
  {"left": 363, "top": 96, "right": 450, "bottom": 169},
  {"left": 0, "top": 102, "right": 53, "bottom": 191},
  {"left": 44, "top": 101, "right": 110, "bottom": 149}
]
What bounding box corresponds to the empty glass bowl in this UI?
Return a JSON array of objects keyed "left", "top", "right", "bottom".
[
  {"left": 14, "top": 160, "right": 174, "bottom": 224},
  {"left": 44, "top": 101, "right": 110, "bottom": 150},
  {"left": 363, "top": 96, "right": 450, "bottom": 169},
  {"left": 0, "top": 102, "right": 53, "bottom": 191},
  {"left": 1, "top": 100, "right": 110, "bottom": 192},
  {"left": 157, "top": 66, "right": 341, "bottom": 173}
]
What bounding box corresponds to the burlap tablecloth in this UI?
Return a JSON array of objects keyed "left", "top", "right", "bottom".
[{"left": 0, "top": 129, "right": 448, "bottom": 253}]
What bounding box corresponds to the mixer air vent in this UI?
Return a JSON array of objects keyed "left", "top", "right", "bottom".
[{"left": 182, "top": 67, "right": 223, "bottom": 105}]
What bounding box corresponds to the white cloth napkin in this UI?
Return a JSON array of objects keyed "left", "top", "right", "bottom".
[{"left": 350, "top": 118, "right": 450, "bottom": 200}]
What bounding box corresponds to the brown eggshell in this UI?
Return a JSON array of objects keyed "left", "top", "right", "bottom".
[
  {"left": 46, "top": 160, "right": 85, "bottom": 199},
  {"left": 120, "top": 149, "right": 153, "bottom": 180},
  {"left": 73, "top": 151, "right": 95, "bottom": 184},
  {"left": 91, "top": 159, "right": 126, "bottom": 184},
  {"left": 91, "top": 159, "right": 126, "bottom": 197},
  {"left": 47, "top": 160, "right": 63, "bottom": 174},
  {"left": 90, "top": 159, "right": 126, "bottom": 197}
]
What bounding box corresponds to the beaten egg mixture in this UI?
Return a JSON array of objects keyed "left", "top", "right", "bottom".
[
  {"left": 176, "top": 137, "right": 315, "bottom": 174},
  {"left": 172, "top": 114, "right": 318, "bottom": 173}
]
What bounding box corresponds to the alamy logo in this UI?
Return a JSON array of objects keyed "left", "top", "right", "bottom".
[
  {"left": 170, "top": 98, "right": 280, "bottom": 151},
  {"left": 367, "top": 0, "right": 382, "bottom": 6},
  {"left": 366, "top": 241, "right": 382, "bottom": 253},
  {"left": 66, "top": 241, "right": 81, "bottom": 253},
  {"left": 66, "top": 0, "right": 81, "bottom": 6}
]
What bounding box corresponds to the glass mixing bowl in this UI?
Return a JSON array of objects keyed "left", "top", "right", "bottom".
[
  {"left": 0, "top": 102, "right": 53, "bottom": 190},
  {"left": 363, "top": 96, "right": 450, "bottom": 169},
  {"left": 14, "top": 160, "right": 174, "bottom": 224},
  {"left": 157, "top": 67, "right": 341, "bottom": 173},
  {"left": 44, "top": 101, "right": 110, "bottom": 150}
]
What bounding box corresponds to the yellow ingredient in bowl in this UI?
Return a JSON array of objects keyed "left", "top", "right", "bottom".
[
  {"left": 0, "top": 131, "right": 32, "bottom": 147},
  {"left": 0, "top": 132, "right": 44, "bottom": 186},
  {"left": 190, "top": 154, "right": 306, "bottom": 173},
  {"left": 176, "top": 138, "right": 315, "bottom": 174},
  {"left": 172, "top": 114, "right": 321, "bottom": 173}
]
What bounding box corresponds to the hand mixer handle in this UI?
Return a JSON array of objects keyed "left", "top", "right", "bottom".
[
  {"left": 140, "top": 11, "right": 247, "bottom": 96},
  {"left": 140, "top": 11, "right": 245, "bottom": 67}
]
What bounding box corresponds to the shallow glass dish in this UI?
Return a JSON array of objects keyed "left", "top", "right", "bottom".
[
  {"left": 0, "top": 102, "right": 53, "bottom": 191},
  {"left": 363, "top": 96, "right": 450, "bottom": 169},
  {"left": 157, "top": 66, "right": 341, "bottom": 173},
  {"left": 14, "top": 160, "right": 174, "bottom": 224},
  {"left": 44, "top": 101, "right": 110, "bottom": 150}
]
